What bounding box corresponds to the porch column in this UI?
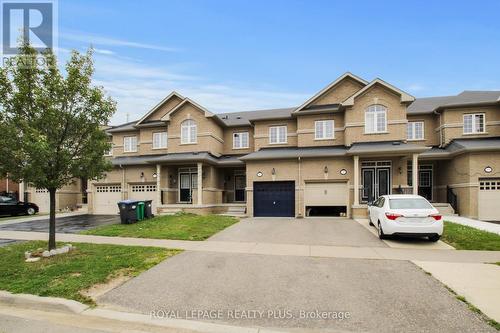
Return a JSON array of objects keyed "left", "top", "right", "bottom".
[
  {"left": 19, "top": 181, "right": 25, "bottom": 201},
  {"left": 412, "top": 153, "right": 419, "bottom": 195},
  {"left": 197, "top": 162, "right": 203, "bottom": 205},
  {"left": 353, "top": 155, "right": 360, "bottom": 206},
  {"left": 156, "top": 164, "right": 161, "bottom": 207}
]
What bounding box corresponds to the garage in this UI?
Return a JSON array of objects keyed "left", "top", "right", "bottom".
[
  {"left": 478, "top": 178, "right": 500, "bottom": 221},
  {"left": 93, "top": 185, "right": 122, "bottom": 215},
  {"left": 304, "top": 181, "right": 348, "bottom": 217},
  {"left": 253, "top": 181, "right": 295, "bottom": 217},
  {"left": 31, "top": 189, "right": 50, "bottom": 213},
  {"left": 129, "top": 184, "right": 157, "bottom": 213}
]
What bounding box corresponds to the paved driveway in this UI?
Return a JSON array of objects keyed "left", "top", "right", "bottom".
[
  {"left": 209, "top": 217, "right": 387, "bottom": 247},
  {"left": 99, "top": 251, "right": 494, "bottom": 332},
  {"left": 0, "top": 215, "right": 119, "bottom": 233}
]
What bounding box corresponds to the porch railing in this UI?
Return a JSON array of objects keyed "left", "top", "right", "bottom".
[{"left": 447, "top": 186, "right": 458, "bottom": 214}]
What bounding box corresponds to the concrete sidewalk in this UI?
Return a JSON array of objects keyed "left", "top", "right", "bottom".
[
  {"left": 444, "top": 216, "right": 500, "bottom": 235},
  {"left": 1, "top": 230, "right": 499, "bottom": 263}
]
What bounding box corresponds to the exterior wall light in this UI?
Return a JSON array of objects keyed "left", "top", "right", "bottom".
[
  {"left": 340, "top": 169, "right": 347, "bottom": 175},
  {"left": 484, "top": 166, "right": 493, "bottom": 173},
  {"left": 324, "top": 166, "right": 328, "bottom": 174},
  {"left": 271, "top": 168, "right": 276, "bottom": 175},
  {"left": 152, "top": 172, "right": 157, "bottom": 178},
  {"left": 140, "top": 172, "right": 144, "bottom": 178}
]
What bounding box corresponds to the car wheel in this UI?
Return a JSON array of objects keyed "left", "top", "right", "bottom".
[
  {"left": 26, "top": 207, "right": 36, "bottom": 216},
  {"left": 428, "top": 235, "right": 441, "bottom": 242},
  {"left": 369, "top": 216, "right": 374, "bottom": 226},
  {"left": 377, "top": 221, "right": 386, "bottom": 240}
]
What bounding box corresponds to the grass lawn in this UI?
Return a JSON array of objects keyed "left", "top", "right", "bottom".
[
  {"left": 81, "top": 213, "right": 238, "bottom": 241},
  {"left": 0, "top": 241, "right": 179, "bottom": 305},
  {"left": 442, "top": 222, "right": 500, "bottom": 251}
]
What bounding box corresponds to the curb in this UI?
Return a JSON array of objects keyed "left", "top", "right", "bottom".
[{"left": 0, "top": 290, "right": 88, "bottom": 314}]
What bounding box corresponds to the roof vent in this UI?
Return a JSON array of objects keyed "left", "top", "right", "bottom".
[
  {"left": 236, "top": 116, "right": 241, "bottom": 119},
  {"left": 221, "top": 115, "right": 228, "bottom": 119},
  {"left": 392, "top": 141, "right": 401, "bottom": 145}
]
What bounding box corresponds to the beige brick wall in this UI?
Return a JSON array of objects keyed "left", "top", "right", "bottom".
[
  {"left": 309, "top": 77, "right": 365, "bottom": 106},
  {"left": 253, "top": 119, "right": 297, "bottom": 150},
  {"left": 296, "top": 114, "right": 345, "bottom": 147},
  {"left": 222, "top": 126, "right": 255, "bottom": 154},
  {"left": 407, "top": 113, "right": 440, "bottom": 146},
  {"left": 146, "top": 95, "right": 183, "bottom": 121}
]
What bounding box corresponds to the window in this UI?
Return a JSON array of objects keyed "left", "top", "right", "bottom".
[
  {"left": 365, "top": 105, "right": 387, "bottom": 133},
  {"left": 269, "top": 126, "right": 287, "bottom": 144},
  {"left": 389, "top": 198, "right": 433, "bottom": 209},
  {"left": 123, "top": 136, "right": 137, "bottom": 152},
  {"left": 104, "top": 144, "right": 113, "bottom": 156},
  {"left": 315, "top": 120, "right": 334, "bottom": 140},
  {"left": 233, "top": 132, "right": 249, "bottom": 149},
  {"left": 407, "top": 121, "right": 424, "bottom": 140},
  {"left": 463, "top": 114, "right": 485, "bottom": 134},
  {"left": 181, "top": 119, "right": 197, "bottom": 144},
  {"left": 152, "top": 131, "right": 168, "bottom": 149}
]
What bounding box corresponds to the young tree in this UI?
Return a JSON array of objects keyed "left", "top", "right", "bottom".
[{"left": 0, "top": 41, "right": 116, "bottom": 250}]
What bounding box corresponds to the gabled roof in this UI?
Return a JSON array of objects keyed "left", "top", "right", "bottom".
[
  {"left": 215, "top": 107, "right": 295, "bottom": 127},
  {"left": 135, "top": 91, "right": 184, "bottom": 125},
  {"left": 293, "top": 72, "right": 368, "bottom": 113},
  {"left": 407, "top": 91, "right": 500, "bottom": 114},
  {"left": 160, "top": 97, "right": 215, "bottom": 121},
  {"left": 343, "top": 78, "right": 415, "bottom": 106}
]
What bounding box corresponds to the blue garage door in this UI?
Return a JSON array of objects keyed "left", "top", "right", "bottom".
[{"left": 253, "top": 181, "right": 295, "bottom": 217}]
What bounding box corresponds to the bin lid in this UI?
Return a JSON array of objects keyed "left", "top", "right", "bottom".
[{"left": 118, "top": 200, "right": 140, "bottom": 204}]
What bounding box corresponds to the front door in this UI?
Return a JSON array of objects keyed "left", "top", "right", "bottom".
[
  {"left": 362, "top": 166, "right": 391, "bottom": 202},
  {"left": 234, "top": 175, "right": 246, "bottom": 202},
  {"left": 418, "top": 169, "right": 433, "bottom": 200},
  {"left": 179, "top": 173, "right": 192, "bottom": 203}
]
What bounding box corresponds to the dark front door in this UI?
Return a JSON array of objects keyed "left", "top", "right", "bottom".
[
  {"left": 179, "top": 173, "right": 192, "bottom": 203},
  {"left": 234, "top": 175, "right": 246, "bottom": 202},
  {"left": 362, "top": 167, "right": 391, "bottom": 202},
  {"left": 418, "top": 169, "right": 433, "bottom": 200},
  {"left": 253, "top": 181, "right": 294, "bottom": 217}
]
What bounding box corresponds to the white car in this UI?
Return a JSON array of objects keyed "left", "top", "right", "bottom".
[{"left": 367, "top": 194, "right": 443, "bottom": 242}]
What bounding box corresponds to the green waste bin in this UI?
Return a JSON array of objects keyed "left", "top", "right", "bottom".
[{"left": 136, "top": 201, "right": 145, "bottom": 221}]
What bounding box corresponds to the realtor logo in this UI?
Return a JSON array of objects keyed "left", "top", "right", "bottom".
[{"left": 1, "top": 0, "right": 57, "bottom": 55}]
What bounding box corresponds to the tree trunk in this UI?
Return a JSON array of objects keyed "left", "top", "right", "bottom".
[{"left": 48, "top": 188, "right": 56, "bottom": 250}]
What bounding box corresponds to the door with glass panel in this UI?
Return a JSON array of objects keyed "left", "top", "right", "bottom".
[
  {"left": 179, "top": 173, "right": 192, "bottom": 203},
  {"left": 361, "top": 161, "right": 391, "bottom": 202}
]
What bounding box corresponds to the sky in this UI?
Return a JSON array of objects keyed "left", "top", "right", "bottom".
[{"left": 32, "top": 0, "right": 500, "bottom": 124}]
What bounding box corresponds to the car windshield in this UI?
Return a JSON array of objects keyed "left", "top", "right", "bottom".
[
  {"left": 0, "top": 196, "right": 14, "bottom": 203},
  {"left": 389, "top": 198, "right": 433, "bottom": 209}
]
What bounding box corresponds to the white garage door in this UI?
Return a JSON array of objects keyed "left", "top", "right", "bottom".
[
  {"left": 305, "top": 182, "right": 348, "bottom": 206},
  {"left": 93, "top": 185, "right": 122, "bottom": 215},
  {"left": 32, "top": 189, "right": 50, "bottom": 213},
  {"left": 478, "top": 179, "right": 500, "bottom": 221},
  {"left": 129, "top": 184, "right": 157, "bottom": 213}
]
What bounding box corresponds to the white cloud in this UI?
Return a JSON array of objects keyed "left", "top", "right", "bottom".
[
  {"left": 406, "top": 83, "right": 426, "bottom": 92},
  {"left": 94, "top": 48, "right": 115, "bottom": 55},
  {"left": 60, "top": 31, "right": 180, "bottom": 52}
]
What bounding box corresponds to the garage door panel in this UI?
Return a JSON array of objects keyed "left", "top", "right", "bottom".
[
  {"left": 305, "top": 182, "right": 347, "bottom": 206},
  {"left": 254, "top": 181, "right": 294, "bottom": 217},
  {"left": 129, "top": 184, "right": 157, "bottom": 213},
  {"left": 32, "top": 189, "right": 50, "bottom": 213},
  {"left": 93, "top": 185, "right": 121, "bottom": 215},
  {"left": 478, "top": 179, "right": 500, "bottom": 221}
]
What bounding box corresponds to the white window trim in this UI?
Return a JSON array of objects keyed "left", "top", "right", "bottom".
[
  {"left": 463, "top": 113, "right": 486, "bottom": 134},
  {"left": 314, "top": 120, "right": 335, "bottom": 140},
  {"left": 269, "top": 126, "right": 287, "bottom": 144},
  {"left": 181, "top": 120, "right": 197, "bottom": 144},
  {"left": 233, "top": 131, "right": 249, "bottom": 149},
  {"left": 152, "top": 131, "right": 168, "bottom": 149},
  {"left": 123, "top": 136, "right": 138, "bottom": 153},
  {"left": 407, "top": 121, "right": 425, "bottom": 141},
  {"left": 364, "top": 105, "right": 387, "bottom": 134}
]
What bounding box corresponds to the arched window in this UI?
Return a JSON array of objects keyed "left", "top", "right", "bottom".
[
  {"left": 181, "top": 119, "right": 197, "bottom": 144},
  {"left": 365, "top": 105, "right": 387, "bottom": 133}
]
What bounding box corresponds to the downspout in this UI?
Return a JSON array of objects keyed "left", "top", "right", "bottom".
[
  {"left": 434, "top": 109, "right": 443, "bottom": 147},
  {"left": 120, "top": 164, "right": 126, "bottom": 200},
  {"left": 297, "top": 156, "right": 303, "bottom": 218}
]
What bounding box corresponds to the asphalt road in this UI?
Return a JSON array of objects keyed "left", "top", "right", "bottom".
[
  {"left": 99, "top": 251, "right": 495, "bottom": 332},
  {"left": 0, "top": 214, "right": 119, "bottom": 233}
]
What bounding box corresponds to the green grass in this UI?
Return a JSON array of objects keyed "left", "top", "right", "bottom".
[
  {"left": 0, "top": 241, "right": 180, "bottom": 305},
  {"left": 81, "top": 213, "right": 238, "bottom": 241},
  {"left": 442, "top": 222, "right": 500, "bottom": 251}
]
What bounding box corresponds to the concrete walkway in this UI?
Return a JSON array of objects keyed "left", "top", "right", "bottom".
[
  {"left": 444, "top": 215, "right": 500, "bottom": 235},
  {"left": 414, "top": 261, "right": 500, "bottom": 323},
  {"left": 1, "top": 230, "right": 500, "bottom": 263}
]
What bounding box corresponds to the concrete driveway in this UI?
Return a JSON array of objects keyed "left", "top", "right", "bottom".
[
  {"left": 209, "top": 217, "right": 387, "bottom": 247},
  {"left": 0, "top": 214, "right": 119, "bottom": 234},
  {"left": 99, "top": 251, "right": 494, "bottom": 332}
]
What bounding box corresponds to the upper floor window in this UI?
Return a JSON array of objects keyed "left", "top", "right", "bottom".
[
  {"left": 365, "top": 105, "right": 387, "bottom": 133},
  {"left": 407, "top": 121, "right": 424, "bottom": 140},
  {"left": 123, "top": 136, "right": 137, "bottom": 152},
  {"left": 152, "top": 131, "right": 168, "bottom": 149},
  {"left": 104, "top": 144, "right": 113, "bottom": 156},
  {"left": 233, "top": 132, "right": 249, "bottom": 149},
  {"left": 315, "top": 120, "right": 334, "bottom": 140},
  {"left": 269, "top": 126, "right": 287, "bottom": 144},
  {"left": 463, "top": 113, "right": 485, "bottom": 134},
  {"left": 181, "top": 119, "right": 197, "bottom": 144}
]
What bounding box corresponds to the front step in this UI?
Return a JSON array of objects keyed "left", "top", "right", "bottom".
[
  {"left": 432, "top": 203, "right": 457, "bottom": 216},
  {"left": 220, "top": 205, "right": 247, "bottom": 217}
]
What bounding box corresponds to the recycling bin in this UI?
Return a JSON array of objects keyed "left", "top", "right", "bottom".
[
  {"left": 144, "top": 200, "right": 154, "bottom": 218},
  {"left": 117, "top": 200, "right": 140, "bottom": 224},
  {"left": 136, "top": 201, "right": 145, "bottom": 221}
]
